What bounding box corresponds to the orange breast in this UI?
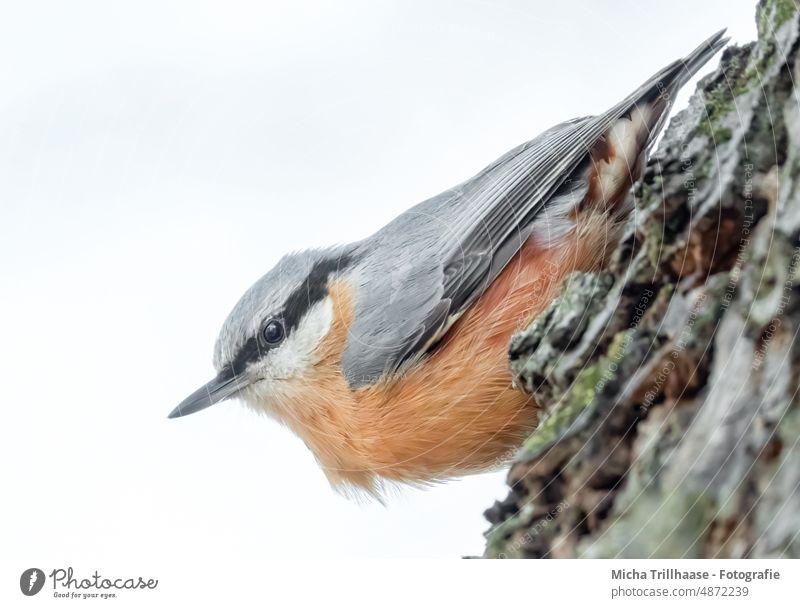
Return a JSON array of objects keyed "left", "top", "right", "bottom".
[
  {"left": 281, "top": 114, "right": 650, "bottom": 492},
  {"left": 282, "top": 207, "right": 624, "bottom": 495},
  {"left": 348, "top": 239, "right": 565, "bottom": 485}
]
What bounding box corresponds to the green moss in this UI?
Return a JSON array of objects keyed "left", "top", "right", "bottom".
[
  {"left": 657, "top": 282, "right": 676, "bottom": 303},
  {"left": 774, "top": 0, "right": 798, "bottom": 27},
  {"left": 518, "top": 331, "right": 633, "bottom": 459},
  {"left": 518, "top": 364, "right": 599, "bottom": 456},
  {"left": 699, "top": 107, "right": 734, "bottom": 143},
  {"left": 744, "top": 40, "right": 776, "bottom": 83},
  {"left": 487, "top": 328, "right": 637, "bottom": 555},
  {"left": 696, "top": 49, "right": 743, "bottom": 142},
  {"left": 758, "top": 0, "right": 798, "bottom": 37},
  {"left": 698, "top": 68, "right": 742, "bottom": 144},
  {"left": 697, "top": 21, "right": 783, "bottom": 144},
  {"left": 606, "top": 329, "right": 633, "bottom": 360},
  {"left": 698, "top": 0, "right": 798, "bottom": 143}
]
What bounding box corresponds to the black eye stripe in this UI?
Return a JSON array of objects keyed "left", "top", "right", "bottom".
[
  {"left": 225, "top": 335, "right": 260, "bottom": 378},
  {"left": 224, "top": 253, "right": 355, "bottom": 377},
  {"left": 280, "top": 255, "right": 354, "bottom": 334}
]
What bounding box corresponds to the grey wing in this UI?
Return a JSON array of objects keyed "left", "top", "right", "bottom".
[
  {"left": 340, "top": 30, "right": 729, "bottom": 388},
  {"left": 340, "top": 120, "right": 592, "bottom": 389}
]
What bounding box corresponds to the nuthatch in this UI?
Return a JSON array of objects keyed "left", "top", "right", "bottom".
[{"left": 170, "top": 31, "right": 728, "bottom": 495}]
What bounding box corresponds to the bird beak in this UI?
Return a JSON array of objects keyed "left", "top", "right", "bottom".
[{"left": 168, "top": 373, "right": 249, "bottom": 419}]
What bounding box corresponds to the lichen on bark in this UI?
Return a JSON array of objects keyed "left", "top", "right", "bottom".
[{"left": 484, "top": 0, "right": 800, "bottom": 558}]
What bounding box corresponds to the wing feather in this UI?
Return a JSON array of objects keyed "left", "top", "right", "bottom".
[{"left": 341, "top": 31, "right": 728, "bottom": 387}]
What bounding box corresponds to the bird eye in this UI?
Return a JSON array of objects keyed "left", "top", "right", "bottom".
[{"left": 262, "top": 319, "right": 285, "bottom": 345}]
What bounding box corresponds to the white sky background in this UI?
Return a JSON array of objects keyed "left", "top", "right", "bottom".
[{"left": 1, "top": 0, "right": 757, "bottom": 561}]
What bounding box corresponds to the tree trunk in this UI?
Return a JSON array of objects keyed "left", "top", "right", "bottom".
[{"left": 483, "top": 0, "right": 800, "bottom": 559}]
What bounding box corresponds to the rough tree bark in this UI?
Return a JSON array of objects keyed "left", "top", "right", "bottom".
[{"left": 483, "top": 0, "right": 800, "bottom": 558}]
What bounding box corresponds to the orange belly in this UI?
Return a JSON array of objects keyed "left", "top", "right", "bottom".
[
  {"left": 275, "top": 207, "right": 624, "bottom": 495},
  {"left": 349, "top": 212, "right": 617, "bottom": 488},
  {"left": 249, "top": 112, "right": 647, "bottom": 494}
]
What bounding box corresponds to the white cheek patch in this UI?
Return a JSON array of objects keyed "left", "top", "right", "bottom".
[{"left": 250, "top": 296, "right": 334, "bottom": 389}]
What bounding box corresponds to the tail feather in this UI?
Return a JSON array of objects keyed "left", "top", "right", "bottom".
[
  {"left": 676, "top": 28, "right": 730, "bottom": 90},
  {"left": 581, "top": 30, "right": 729, "bottom": 213},
  {"left": 638, "top": 29, "right": 729, "bottom": 150},
  {"left": 607, "top": 28, "right": 729, "bottom": 121}
]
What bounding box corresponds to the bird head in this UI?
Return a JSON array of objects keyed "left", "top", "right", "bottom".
[{"left": 169, "top": 248, "right": 354, "bottom": 420}]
